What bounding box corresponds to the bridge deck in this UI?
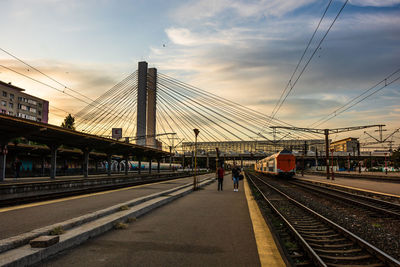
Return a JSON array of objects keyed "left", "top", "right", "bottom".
[{"left": 42, "top": 177, "right": 284, "bottom": 267}]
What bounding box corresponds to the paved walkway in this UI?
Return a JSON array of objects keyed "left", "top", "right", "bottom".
[
  {"left": 43, "top": 176, "right": 284, "bottom": 267},
  {"left": 298, "top": 174, "right": 400, "bottom": 197}
]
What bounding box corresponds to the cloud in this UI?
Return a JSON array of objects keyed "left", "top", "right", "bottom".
[
  {"left": 170, "top": 0, "right": 318, "bottom": 23},
  {"left": 0, "top": 58, "right": 128, "bottom": 125},
  {"left": 151, "top": 1, "right": 400, "bottom": 140},
  {"left": 349, "top": 0, "right": 400, "bottom": 7}
]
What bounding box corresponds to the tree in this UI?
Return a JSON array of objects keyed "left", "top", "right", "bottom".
[
  {"left": 61, "top": 114, "right": 76, "bottom": 130},
  {"left": 392, "top": 147, "right": 400, "bottom": 168}
]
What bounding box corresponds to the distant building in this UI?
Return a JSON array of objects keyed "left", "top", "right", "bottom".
[
  {"left": 0, "top": 81, "right": 49, "bottom": 123},
  {"left": 330, "top": 137, "right": 359, "bottom": 152},
  {"left": 182, "top": 139, "right": 325, "bottom": 154}
]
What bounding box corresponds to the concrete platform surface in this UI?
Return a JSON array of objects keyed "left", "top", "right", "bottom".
[
  {"left": 0, "top": 175, "right": 210, "bottom": 240},
  {"left": 42, "top": 178, "right": 265, "bottom": 267},
  {"left": 297, "top": 174, "right": 400, "bottom": 197}
]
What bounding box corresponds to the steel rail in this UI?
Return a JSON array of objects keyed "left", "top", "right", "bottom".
[
  {"left": 291, "top": 180, "right": 400, "bottom": 219},
  {"left": 248, "top": 172, "right": 400, "bottom": 267},
  {"left": 246, "top": 173, "right": 326, "bottom": 266}
]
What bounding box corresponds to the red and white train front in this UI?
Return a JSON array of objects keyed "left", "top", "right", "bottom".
[{"left": 255, "top": 149, "right": 296, "bottom": 177}]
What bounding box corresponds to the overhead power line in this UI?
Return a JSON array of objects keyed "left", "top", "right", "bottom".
[
  {"left": 309, "top": 67, "right": 400, "bottom": 127},
  {"left": 264, "top": 0, "right": 349, "bottom": 129},
  {"left": 265, "top": 0, "right": 333, "bottom": 128}
]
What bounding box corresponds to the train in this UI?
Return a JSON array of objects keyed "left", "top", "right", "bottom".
[{"left": 254, "top": 149, "right": 296, "bottom": 177}]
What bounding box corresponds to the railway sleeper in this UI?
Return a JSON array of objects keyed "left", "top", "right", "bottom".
[
  {"left": 301, "top": 233, "right": 340, "bottom": 239},
  {"left": 313, "top": 248, "right": 362, "bottom": 254},
  {"left": 327, "top": 263, "right": 385, "bottom": 267},
  {"left": 297, "top": 230, "right": 335, "bottom": 235},
  {"left": 304, "top": 237, "right": 347, "bottom": 243},
  {"left": 307, "top": 242, "right": 355, "bottom": 248},
  {"left": 320, "top": 254, "right": 373, "bottom": 261}
]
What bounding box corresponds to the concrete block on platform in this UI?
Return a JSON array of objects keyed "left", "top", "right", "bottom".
[{"left": 29, "top": 236, "right": 59, "bottom": 248}]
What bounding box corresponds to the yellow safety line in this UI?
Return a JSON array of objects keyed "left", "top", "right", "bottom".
[
  {"left": 244, "top": 178, "right": 286, "bottom": 267},
  {"left": 298, "top": 177, "right": 400, "bottom": 198},
  {"left": 0, "top": 177, "right": 189, "bottom": 213}
]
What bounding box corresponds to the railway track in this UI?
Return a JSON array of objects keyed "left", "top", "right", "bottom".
[
  {"left": 247, "top": 172, "right": 400, "bottom": 267},
  {"left": 291, "top": 180, "right": 400, "bottom": 219}
]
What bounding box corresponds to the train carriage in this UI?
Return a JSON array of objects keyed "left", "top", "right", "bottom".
[{"left": 255, "top": 149, "right": 296, "bottom": 178}]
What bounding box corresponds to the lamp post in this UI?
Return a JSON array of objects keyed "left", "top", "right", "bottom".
[{"left": 193, "top": 128, "right": 200, "bottom": 190}]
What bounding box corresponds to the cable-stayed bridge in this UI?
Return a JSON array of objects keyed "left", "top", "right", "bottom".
[{"left": 74, "top": 61, "right": 325, "bottom": 158}]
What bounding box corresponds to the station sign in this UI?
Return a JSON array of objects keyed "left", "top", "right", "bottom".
[{"left": 112, "top": 128, "right": 123, "bottom": 140}]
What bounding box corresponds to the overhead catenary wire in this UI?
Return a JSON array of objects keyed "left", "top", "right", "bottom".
[
  {"left": 309, "top": 68, "right": 400, "bottom": 128},
  {"left": 264, "top": 0, "right": 334, "bottom": 129},
  {"left": 268, "top": 0, "right": 349, "bottom": 123}
]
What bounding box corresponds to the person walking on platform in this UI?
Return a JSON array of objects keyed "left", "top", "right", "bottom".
[
  {"left": 217, "top": 164, "right": 225, "bottom": 191},
  {"left": 232, "top": 165, "right": 240, "bottom": 192}
]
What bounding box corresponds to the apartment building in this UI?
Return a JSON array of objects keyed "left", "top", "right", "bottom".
[
  {"left": 330, "top": 137, "right": 359, "bottom": 152},
  {"left": 0, "top": 80, "right": 49, "bottom": 123}
]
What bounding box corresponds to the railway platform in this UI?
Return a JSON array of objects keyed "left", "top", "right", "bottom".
[
  {"left": 297, "top": 174, "right": 400, "bottom": 198},
  {"left": 41, "top": 176, "right": 285, "bottom": 267}
]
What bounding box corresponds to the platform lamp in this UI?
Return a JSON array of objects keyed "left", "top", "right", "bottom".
[{"left": 193, "top": 128, "right": 200, "bottom": 190}]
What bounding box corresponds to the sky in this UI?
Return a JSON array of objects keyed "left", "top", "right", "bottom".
[{"left": 1, "top": 0, "right": 400, "bottom": 144}]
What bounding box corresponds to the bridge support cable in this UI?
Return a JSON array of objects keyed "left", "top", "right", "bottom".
[
  {"left": 158, "top": 82, "right": 268, "bottom": 141},
  {"left": 77, "top": 78, "right": 137, "bottom": 127},
  {"left": 157, "top": 84, "right": 246, "bottom": 141},
  {"left": 158, "top": 73, "right": 320, "bottom": 141},
  {"left": 157, "top": 103, "right": 204, "bottom": 144},
  {"left": 94, "top": 91, "right": 138, "bottom": 136},
  {"left": 157, "top": 93, "right": 223, "bottom": 142},
  {"left": 75, "top": 71, "right": 137, "bottom": 119},
  {"left": 157, "top": 85, "right": 231, "bottom": 141},
  {"left": 78, "top": 83, "right": 138, "bottom": 135},
  {"left": 75, "top": 73, "right": 138, "bottom": 135},
  {"left": 157, "top": 91, "right": 223, "bottom": 142},
  {"left": 81, "top": 85, "right": 137, "bottom": 134},
  {"left": 75, "top": 79, "right": 137, "bottom": 133}
]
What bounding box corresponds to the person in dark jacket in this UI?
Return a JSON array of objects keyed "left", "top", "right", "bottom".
[
  {"left": 217, "top": 164, "right": 225, "bottom": 191},
  {"left": 232, "top": 165, "right": 240, "bottom": 192}
]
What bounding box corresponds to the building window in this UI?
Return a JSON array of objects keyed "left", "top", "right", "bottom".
[
  {"left": 37, "top": 118, "right": 41, "bottom": 122},
  {"left": 10, "top": 94, "right": 14, "bottom": 99},
  {"left": 38, "top": 110, "right": 41, "bottom": 115},
  {"left": 1, "top": 109, "right": 6, "bottom": 114},
  {"left": 8, "top": 111, "right": 13, "bottom": 115},
  {"left": 31, "top": 108, "right": 36, "bottom": 113},
  {"left": 9, "top": 102, "right": 13, "bottom": 109},
  {"left": 18, "top": 96, "right": 22, "bottom": 101},
  {"left": 2, "top": 91, "right": 7, "bottom": 97},
  {"left": 1, "top": 100, "right": 6, "bottom": 106},
  {"left": 38, "top": 103, "right": 42, "bottom": 108},
  {"left": 28, "top": 99, "right": 37, "bottom": 105}
]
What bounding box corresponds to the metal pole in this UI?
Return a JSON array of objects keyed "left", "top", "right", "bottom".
[
  {"left": 325, "top": 129, "right": 330, "bottom": 179},
  {"left": 169, "top": 146, "right": 172, "bottom": 170},
  {"left": 331, "top": 149, "right": 335, "bottom": 180},
  {"left": 385, "top": 153, "right": 388, "bottom": 175},
  {"left": 193, "top": 129, "right": 199, "bottom": 190},
  {"left": 50, "top": 144, "right": 58, "bottom": 179},
  {"left": 0, "top": 144, "right": 7, "bottom": 182}
]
